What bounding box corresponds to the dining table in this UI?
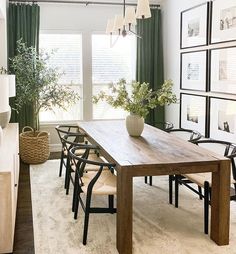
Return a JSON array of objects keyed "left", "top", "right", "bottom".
[{"left": 78, "top": 120, "right": 230, "bottom": 254}]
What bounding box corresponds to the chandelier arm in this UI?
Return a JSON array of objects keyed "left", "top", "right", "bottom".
[
  {"left": 123, "top": 0, "right": 126, "bottom": 17},
  {"left": 128, "top": 29, "right": 142, "bottom": 39},
  {"left": 110, "top": 33, "right": 120, "bottom": 47}
]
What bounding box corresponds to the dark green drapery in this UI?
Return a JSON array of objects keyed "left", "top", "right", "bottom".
[
  {"left": 8, "top": 3, "right": 40, "bottom": 131},
  {"left": 136, "top": 8, "right": 164, "bottom": 126}
]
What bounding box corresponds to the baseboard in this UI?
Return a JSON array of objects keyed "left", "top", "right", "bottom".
[{"left": 49, "top": 144, "right": 61, "bottom": 153}]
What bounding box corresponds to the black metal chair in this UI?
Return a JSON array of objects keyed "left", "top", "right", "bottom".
[
  {"left": 152, "top": 121, "right": 174, "bottom": 131},
  {"left": 173, "top": 139, "right": 236, "bottom": 234},
  {"left": 144, "top": 121, "right": 174, "bottom": 186},
  {"left": 55, "top": 125, "right": 86, "bottom": 178},
  {"left": 62, "top": 134, "right": 104, "bottom": 195},
  {"left": 69, "top": 145, "right": 116, "bottom": 245},
  {"left": 168, "top": 128, "right": 202, "bottom": 204}
]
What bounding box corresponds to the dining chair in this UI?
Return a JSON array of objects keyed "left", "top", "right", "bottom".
[
  {"left": 62, "top": 134, "right": 105, "bottom": 195},
  {"left": 144, "top": 121, "right": 174, "bottom": 186},
  {"left": 168, "top": 128, "right": 202, "bottom": 204},
  {"left": 174, "top": 139, "right": 236, "bottom": 234},
  {"left": 55, "top": 125, "right": 86, "bottom": 178},
  {"left": 69, "top": 145, "right": 116, "bottom": 245}
]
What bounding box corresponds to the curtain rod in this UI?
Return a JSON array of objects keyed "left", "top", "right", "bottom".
[{"left": 9, "top": 0, "right": 160, "bottom": 7}]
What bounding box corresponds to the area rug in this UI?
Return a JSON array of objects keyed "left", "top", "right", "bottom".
[{"left": 30, "top": 160, "right": 236, "bottom": 254}]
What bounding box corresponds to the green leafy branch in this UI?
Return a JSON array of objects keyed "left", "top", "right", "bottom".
[
  {"left": 93, "top": 79, "right": 177, "bottom": 119},
  {"left": 10, "top": 40, "right": 80, "bottom": 129}
]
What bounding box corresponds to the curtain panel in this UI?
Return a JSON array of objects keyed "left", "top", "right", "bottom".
[
  {"left": 8, "top": 3, "right": 40, "bottom": 131},
  {"left": 136, "top": 8, "right": 164, "bottom": 126}
]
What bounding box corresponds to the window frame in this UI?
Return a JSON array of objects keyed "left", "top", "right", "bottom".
[
  {"left": 39, "top": 30, "right": 84, "bottom": 124},
  {"left": 39, "top": 30, "right": 137, "bottom": 125},
  {"left": 91, "top": 32, "right": 137, "bottom": 120}
]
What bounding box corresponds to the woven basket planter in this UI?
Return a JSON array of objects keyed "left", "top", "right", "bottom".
[{"left": 20, "top": 126, "right": 50, "bottom": 164}]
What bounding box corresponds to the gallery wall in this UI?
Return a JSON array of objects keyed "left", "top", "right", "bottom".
[{"left": 162, "top": 0, "right": 236, "bottom": 141}]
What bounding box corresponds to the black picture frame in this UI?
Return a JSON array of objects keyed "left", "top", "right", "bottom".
[
  {"left": 180, "top": 2, "right": 209, "bottom": 49},
  {"left": 180, "top": 50, "right": 208, "bottom": 92},
  {"left": 210, "top": 0, "right": 236, "bottom": 45},
  {"left": 209, "top": 97, "right": 236, "bottom": 142},
  {"left": 210, "top": 46, "right": 236, "bottom": 95},
  {"left": 180, "top": 93, "right": 208, "bottom": 137}
]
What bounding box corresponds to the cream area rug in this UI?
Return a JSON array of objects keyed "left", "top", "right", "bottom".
[{"left": 30, "top": 160, "right": 236, "bottom": 254}]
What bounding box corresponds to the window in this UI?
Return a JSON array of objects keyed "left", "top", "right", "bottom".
[
  {"left": 39, "top": 33, "right": 83, "bottom": 122},
  {"left": 92, "top": 34, "right": 136, "bottom": 120}
]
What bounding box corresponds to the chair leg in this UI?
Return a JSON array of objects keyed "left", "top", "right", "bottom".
[
  {"left": 66, "top": 165, "right": 72, "bottom": 195},
  {"left": 144, "top": 176, "right": 148, "bottom": 184},
  {"left": 198, "top": 186, "right": 203, "bottom": 200},
  {"left": 83, "top": 194, "right": 92, "bottom": 245},
  {"left": 169, "top": 175, "right": 173, "bottom": 204},
  {"left": 149, "top": 176, "right": 152, "bottom": 186},
  {"left": 59, "top": 150, "right": 64, "bottom": 177},
  {"left": 108, "top": 195, "right": 114, "bottom": 213},
  {"left": 74, "top": 194, "right": 80, "bottom": 220},
  {"left": 175, "top": 175, "right": 179, "bottom": 208},
  {"left": 204, "top": 181, "right": 210, "bottom": 234},
  {"left": 72, "top": 173, "right": 79, "bottom": 213},
  {"left": 65, "top": 157, "right": 71, "bottom": 194}
]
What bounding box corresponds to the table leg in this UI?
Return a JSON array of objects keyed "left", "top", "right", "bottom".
[
  {"left": 117, "top": 167, "right": 133, "bottom": 254},
  {"left": 210, "top": 160, "right": 230, "bottom": 245}
]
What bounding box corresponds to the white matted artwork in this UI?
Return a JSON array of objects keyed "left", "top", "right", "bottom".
[
  {"left": 181, "top": 50, "right": 207, "bottom": 91},
  {"left": 210, "top": 97, "right": 236, "bottom": 143},
  {"left": 211, "top": 0, "right": 236, "bottom": 44},
  {"left": 180, "top": 93, "right": 207, "bottom": 136},
  {"left": 210, "top": 46, "right": 236, "bottom": 94},
  {"left": 181, "top": 3, "right": 209, "bottom": 49}
]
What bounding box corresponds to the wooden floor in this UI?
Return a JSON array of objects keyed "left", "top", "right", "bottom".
[
  {"left": 13, "top": 153, "right": 61, "bottom": 254},
  {"left": 13, "top": 161, "right": 35, "bottom": 254}
]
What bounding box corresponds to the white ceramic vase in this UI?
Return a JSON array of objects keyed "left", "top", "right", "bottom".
[
  {"left": 0, "top": 106, "right": 11, "bottom": 129},
  {"left": 126, "top": 113, "right": 144, "bottom": 137}
]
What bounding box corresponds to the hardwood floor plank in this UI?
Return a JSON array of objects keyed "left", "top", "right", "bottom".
[{"left": 14, "top": 161, "right": 34, "bottom": 254}]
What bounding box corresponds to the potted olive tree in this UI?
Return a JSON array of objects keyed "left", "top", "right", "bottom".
[
  {"left": 11, "top": 40, "right": 80, "bottom": 164},
  {"left": 93, "top": 79, "right": 177, "bottom": 136}
]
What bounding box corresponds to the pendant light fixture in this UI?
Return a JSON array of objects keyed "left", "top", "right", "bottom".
[{"left": 106, "top": 0, "right": 151, "bottom": 46}]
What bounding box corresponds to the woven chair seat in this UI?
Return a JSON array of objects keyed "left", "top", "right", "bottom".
[
  {"left": 63, "top": 147, "right": 84, "bottom": 156},
  {"left": 81, "top": 170, "right": 116, "bottom": 195},
  {"left": 183, "top": 170, "right": 235, "bottom": 188}
]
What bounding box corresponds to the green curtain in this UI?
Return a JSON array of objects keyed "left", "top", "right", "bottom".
[
  {"left": 136, "top": 8, "right": 164, "bottom": 126},
  {"left": 8, "top": 3, "right": 40, "bottom": 131}
]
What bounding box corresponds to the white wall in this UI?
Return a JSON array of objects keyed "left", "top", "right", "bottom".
[
  {"left": 0, "top": 0, "right": 7, "bottom": 68},
  {"left": 40, "top": 3, "right": 133, "bottom": 32},
  {"left": 162, "top": 0, "right": 236, "bottom": 128}
]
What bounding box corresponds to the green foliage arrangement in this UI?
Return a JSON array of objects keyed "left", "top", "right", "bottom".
[
  {"left": 93, "top": 79, "right": 177, "bottom": 118},
  {"left": 10, "top": 40, "right": 80, "bottom": 129}
]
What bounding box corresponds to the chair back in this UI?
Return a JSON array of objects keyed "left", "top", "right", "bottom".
[
  {"left": 61, "top": 133, "right": 88, "bottom": 157},
  {"left": 193, "top": 139, "right": 236, "bottom": 182},
  {"left": 168, "top": 128, "right": 202, "bottom": 142},
  {"left": 56, "top": 125, "right": 85, "bottom": 145},
  {"left": 153, "top": 122, "right": 174, "bottom": 131},
  {"left": 69, "top": 145, "right": 116, "bottom": 190}
]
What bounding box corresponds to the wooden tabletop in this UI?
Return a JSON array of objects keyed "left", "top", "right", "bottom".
[{"left": 78, "top": 120, "right": 226, "bottom": 167}]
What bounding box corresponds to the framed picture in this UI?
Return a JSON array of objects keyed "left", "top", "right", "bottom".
[
  {"left": 209, "top": 97, "right": 236, "bottom": 142},
  {"left": 211, "top": 0, "right": 236, "bottom": 44},
  {"left": 180, "top": 3, "right": 209, "bottom": 49},
  {"left": 210, "top": 46, "right": 236, "bottom": 94},
  {"left": 180, "top": 50, "right": 208, "bottom": 91},
  {"left": 180, "top": 93, "right": 208, "bottom": 136}
]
